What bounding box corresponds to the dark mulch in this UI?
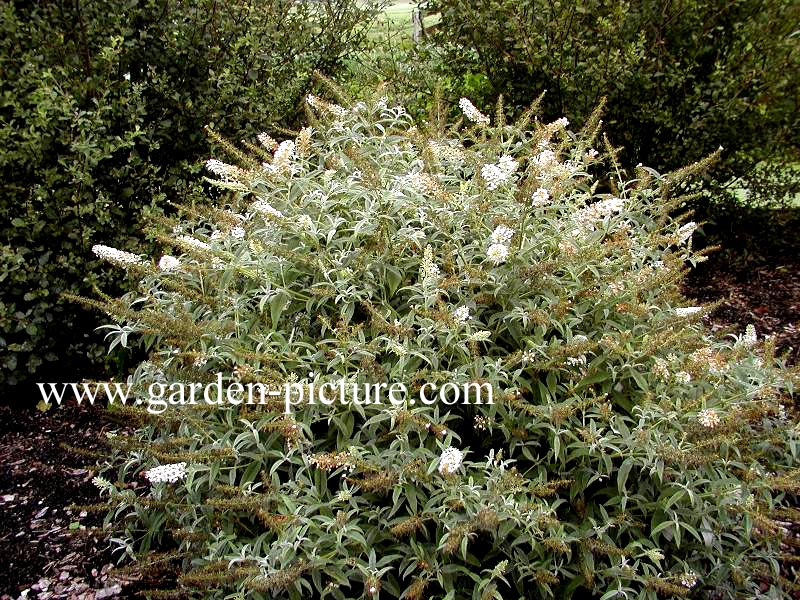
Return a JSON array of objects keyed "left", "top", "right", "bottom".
[
  {"left": 685, "top": 253, "right": 800, "bottom": 365},
  {"left": 0, "top": 403, "right": 141, "bottom": 600}
]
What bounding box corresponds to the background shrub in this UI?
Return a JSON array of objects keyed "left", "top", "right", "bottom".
[
  {"left": 90, "top": 93, "right": 798, "bottom": 599},
  {"left": 0, "top": 0, "right": 377, "bottom": 391},
  {"left": 417, "top": 0, "right": 799, "bottom": 223}
]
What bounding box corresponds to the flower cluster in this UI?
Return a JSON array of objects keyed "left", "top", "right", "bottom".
[
  {"left": 677, "top": 221, "right": 698, "bottom": 245},
  {"left": 738, "top": 324, "right": 758, "bottom": 348},
  {"left": 399, "top": 171, "right": 439, "bottom": 195},
  {"left": 698, "top": 408, "right": 721, "bottom": 429},
  {"left": 420, "top": 245, "right": 440, "bottom": 287},
  {"left": 205, "top": 158, "right": 243, "bottom": 181},
  {"left": 458, "top": 97, "right": 490, "bottom": 126},
  {"left": 158, "top": 255, "right": 180, "bottom": 272},
  {"left": 486, "top": 243, "right": 509, "bottom": 265},
  {"left": 144, "top": 462, "right": 188, "bottom": 485},
  {"left": 257, "top": 132, "right": 278, "bottom": 151},
  {"left": 532, "top": 148, "right": 557, "bottom": 169},
  {"left": 438, "top": 447, "right": 464, "bottom": 475},
  {"left": 176, "top": 235, "right": 210, "bottom": 252},
  {"left": 680, "top": 572, "right": 698, "bottom": 588},
  {"left": 530, "top": 187, "right": 551, "bottom": 207},
  {"left": 92, "top": 244, "right": 143, "bottom": 268},
  {"left": 266, "top": 140, "right": 296, "bottom": 176},
  {"left": 306, "top": 94, "right": 348, "bottom": 118},
  {"left": 250, "top": 198, "right": 284, "bottom": 219},
  {"left": 296, "top": 214, "right": 314, "bottom": 231},
  {"left": 486, "top": 224, "right": 515, "bottom": 265},
  {"left": 296, "top": 127, "right": 313, "bottom": 157},
  {"left": 572, "top": 197, "right": 625, "bottom": 234},
  {"left": 490, "top": 224, "right": 514, "bottom": 245},
  {"left": 453, "top": 306, "right": 470, "bottom": 324},
  {"left": 481, "top": 155, "right": 519, "bottom": 191},
  {"left": 309, "top": 451, "right": 355, "bottom": 472}
]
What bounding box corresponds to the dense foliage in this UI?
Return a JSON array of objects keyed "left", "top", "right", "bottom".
[
  {"left": 89, "top": 93, "right": 799, "bottom": 599},
  {"left": 0, "top": 0, "right": 377, "bottom": 389},
  {"left": 419, "top": 0, "right": 799, "bottom": 211}
]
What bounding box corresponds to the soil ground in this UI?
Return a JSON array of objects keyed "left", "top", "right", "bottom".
[
  {"left": 0, "top": 240, "right": 797, "bottom": 600},
  {"left": 0, "top": 403, "right": 137, "bottom": 599},
  {"left": 686, "top": 253, "right": 799, "bottom": 365}
]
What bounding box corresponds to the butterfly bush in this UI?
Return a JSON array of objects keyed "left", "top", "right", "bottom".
[{"left": 92, "top": 91, "right": 799, "bottom": 599}]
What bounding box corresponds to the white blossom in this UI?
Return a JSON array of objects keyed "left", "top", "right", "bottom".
[
  {"left": 490, "top": 224, "right": 514, "bottom": 245},
  {"left": 531, "top": 188, "right": 551, "bottom": 207},
  {"left": 698, "top": 409, "right": 721, "bottom": 429},
  {"left": 467, "top": 331, "right": 492, "bottom": 342},
  {"left": 675, "top": 306, "right": 703, "bottom": 317},
  {"left": 652, "top": 358, "right": 670, "bottom": 381},
  {"left": 481, "top": 163, "right": 507, "bottom": 191},
  {"left": 680, "top": 572, "right": 698, "bottom": 588},
  {"left": 267, "top": 140, "right": 296, "bottom": 175},
  {"left": 420, "top": 245, "right": 440, "bottom": 286},
  {"left": 296, "top": 214, "right": 314, "bottom": 230},
  {"left": 677, "top": 221, "right": 698, "bottom": 245},
  {"left": 158, "top": 255, "right": 180, "bottom": 272},
  {"left": 532, "top": 149, "right": 557, "bottom": 168},
  {"left": 438, "top": 446, "right": 464, "bottom": 475},
  {"left": 574, "top": 198, "right": 625, "bottom": 234},
  {"left": 399, "top": 171, "right": 438, "bottom": 195},
  {"left": 566, "top": 355, "right": 587, "bottom": 367},
  {"left": 306, "top": 94, "right": 347, "bottom": 117},
  {"left": 596, "top": 197, "right": 625, "bottom": 214},
  {"left": 487, "top": 243, "right": 509, "bottom": 265},
  {"left": 458, "top": 98, "right": 490, "bottom": 126},
  {"left": 607, "top": 280, "right": 625, "bottom": 294},
  {"left": 387, "top": 338, "right": 407, "bottom": 357},
  {"left": 92, "top": 476, "right": 112, "bottom": 491},
  {"left": 176, "top": 235, "right": 210, "bottom": 252},
  {"left": 257, "top": 132, "right": 277, "bottom": 150},
  {"left": 497, "top": 155, "right": 519, "bottom": 176},
  {"left": 738, "top": 324, "right": 758, "bottom": 348},
  {"left": 205, "top": 158, "right": 241, "bottom": 180},
  {"left": 230, "top": 226, "right": 246, "bottom": 239},
  {"left": 144, "top": 462, "right": 187, "bottom": 484},
  {"left": 482, "top": 156, "right": 518, "bottom": 190},
  {"left": 428, "top": 140, "right": 465, "bottom": 163},
  {"left": 643, "top": 549, "right": 665, "bottom": 562},
  {"left": 573, "top": 198, "right": 625, "bottom": 233},
  {"left": 453, "top": 306, "right": 470, "bottom": 324},
  {"left": 92, "top": 244, "right": 144, "bottom": 268},
  {"left": 250, "top": 199, "right": 284, "bottom": 219}
]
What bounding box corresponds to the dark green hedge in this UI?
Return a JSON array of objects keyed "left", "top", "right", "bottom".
[
  {"left": 421, "top": 0, "right": 798, "bottom": 209},
  {"left": 0, "top": 0, "right": 377, "bottom": 392}
]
